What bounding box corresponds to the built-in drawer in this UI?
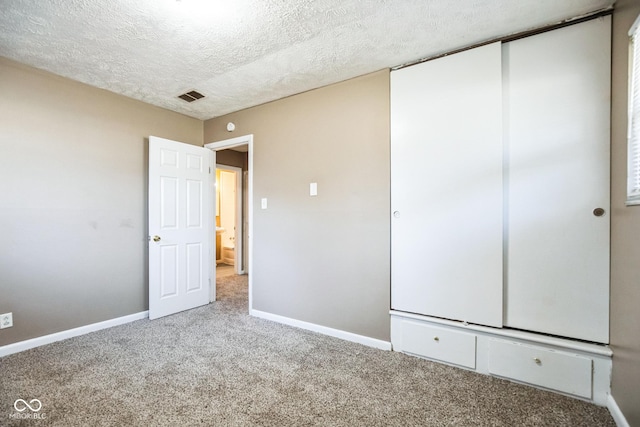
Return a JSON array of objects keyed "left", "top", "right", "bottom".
[
  {"left": 488, "top": 340, "right": 592, "bottom": 399},
  {"left": 400, "top": 320, "right": 476, "bottom": 369}
]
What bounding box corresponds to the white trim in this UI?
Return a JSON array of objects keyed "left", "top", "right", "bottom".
[
  {"left": 251, "top": 309, "right": 392, "bottom": 351},
  {"left": 209, "top": 150, "right": 217, "bottom": 302},
  {"left": 608, "top": 394, "right": 631, "bottom": 427},
  {"left": 628, "top": 16, "right": 640, "bottom": 204},
  {"left": 0, "top": 311, "right": 149, "bottom": 358},
  {"left": 630, "top": 12, "right": 640, "bottom": 37},
  {"left": 205, "top": 135, "right": 254, "bottom": 311}
]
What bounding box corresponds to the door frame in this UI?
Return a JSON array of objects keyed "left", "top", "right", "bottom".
[
  {"left": 216, "top": 164, "right": 243, "bottom": 275},
  {"left": 205, "top": 134, "right": 253, "bottom": 312}
]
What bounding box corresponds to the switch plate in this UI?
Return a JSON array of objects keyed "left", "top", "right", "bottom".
[
  {"left": 261, "top": 198, "right": 268, "bottom": 209},
  {"left": 310, "top": 182, "right": 318, "bottom": 196},
  {"left": 0, "top": 312, "right": 13, "bottom": 329}
]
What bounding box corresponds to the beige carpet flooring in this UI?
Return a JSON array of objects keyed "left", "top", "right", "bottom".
[{"left": 0, "top": 275, "right": 615, "bottom": 426}]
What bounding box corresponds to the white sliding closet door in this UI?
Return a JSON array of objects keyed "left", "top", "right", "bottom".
[
  {"left": 504, "top": 17, "right": 611, "bottom": 343},
  {"left": 391, "top": 43, "right": 504, "bottom": 327}
]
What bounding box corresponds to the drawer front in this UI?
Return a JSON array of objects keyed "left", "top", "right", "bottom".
[
  {"left": 488, "top": 340, "right": 592, "bottom": 399},
  {"left": 401, "top": 321, "right": 476, "bottom": 369}
]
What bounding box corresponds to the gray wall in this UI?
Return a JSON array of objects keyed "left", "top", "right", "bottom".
[
  {"left": 0, "top": 57, "right": 203, "bottom": 346},
  {"left": 610, "top": 1, "right": 640, "bottom": 424},
  {"left": 204, "top": 70, "right": 391, "bottom": 341}
]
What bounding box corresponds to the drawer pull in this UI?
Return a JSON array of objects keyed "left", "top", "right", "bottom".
[
  {"left": 533, "top": 357, "right": 542, "bottom": 365},
  {"left": 434, "top": 336, "right": 440, "bottom": 342}
]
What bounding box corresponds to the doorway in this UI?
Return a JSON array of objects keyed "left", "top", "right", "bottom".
[
  {"left": 205, "top": 134, "right": 254, "bottom": 313},
  {"left": 216, "top": 165, "right": 243, "bottom": 274}
]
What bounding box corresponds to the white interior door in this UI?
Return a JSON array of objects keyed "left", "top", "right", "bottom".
[
  {"left": 391, "top": 42, "right": 504, "bottom": 327},
  {"left": 504, "top": 17, "right": 611, "bottom": 343},
  {"left": 148, "top": 136, "right": 214, "bottom": 320}
]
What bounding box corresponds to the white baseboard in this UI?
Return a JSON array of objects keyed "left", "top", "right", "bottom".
[
  {"left": 0, "top": 311, "right": 149, "bottom": 358},
  {"left": 250, "top": 309, "right": 392, "bottom": 351},
  {"left": 607, "top": 394, "right": 631, "bottom": 427}
]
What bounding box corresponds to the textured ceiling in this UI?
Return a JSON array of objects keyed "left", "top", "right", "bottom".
[{"left": 0, "top": 0, "right": 614, "bottom": 120}]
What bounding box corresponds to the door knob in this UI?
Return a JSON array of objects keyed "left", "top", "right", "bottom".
[
  {"left": 593, "top": 208, "right": 605, "bottom": 217},
  {"left": 153, "top": 235, "right": 161, "bottom": 242}
]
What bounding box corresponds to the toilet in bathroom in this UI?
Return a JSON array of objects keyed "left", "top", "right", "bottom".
[{"left": 222, "top": 245, "right": 235, "bottom": 265}]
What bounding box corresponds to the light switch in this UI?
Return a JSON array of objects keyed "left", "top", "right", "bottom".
[
  {"left": 310, "top": 182, "right": 318, "bottom": 196},
  {"left": 261, "top": 198, "right": 268, "bottom": 209}
]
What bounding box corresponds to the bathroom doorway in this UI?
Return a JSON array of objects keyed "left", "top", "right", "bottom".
[
  {"left": 205, "top": 134, "right": 253, "bottom": 311},
  {"left": 216, "top": 164, "right": 243, "bottom": 275}
]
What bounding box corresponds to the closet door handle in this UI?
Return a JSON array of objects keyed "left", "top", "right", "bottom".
[{"left": 593, "top": 208, "right": 605, "bottom": 217}]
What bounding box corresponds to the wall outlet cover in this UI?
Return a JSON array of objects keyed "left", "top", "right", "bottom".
[{"left": 0, "top": 312, "right": 13, "bottom": 329}]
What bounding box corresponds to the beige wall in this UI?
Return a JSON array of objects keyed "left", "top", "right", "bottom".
[
  {"left": 216, "top": 149, "right": 248, "bottom": 171},
  {"left": 610, "top": 1, "right": 640, "bottom": 424},
  {"left": 0, "top": 58, "right": 203, "bottom": 346},
  {"left": 204, "top": 70, "right": 391, "bottom": 341}
]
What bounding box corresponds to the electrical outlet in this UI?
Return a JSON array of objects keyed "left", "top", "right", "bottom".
[{"left": 0, "top": 312, "right": 13, "bottom": 329}]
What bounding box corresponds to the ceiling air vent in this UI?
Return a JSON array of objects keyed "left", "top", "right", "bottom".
[{"left": 178, "top": 90, "right": 205, "bottom": 103}]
